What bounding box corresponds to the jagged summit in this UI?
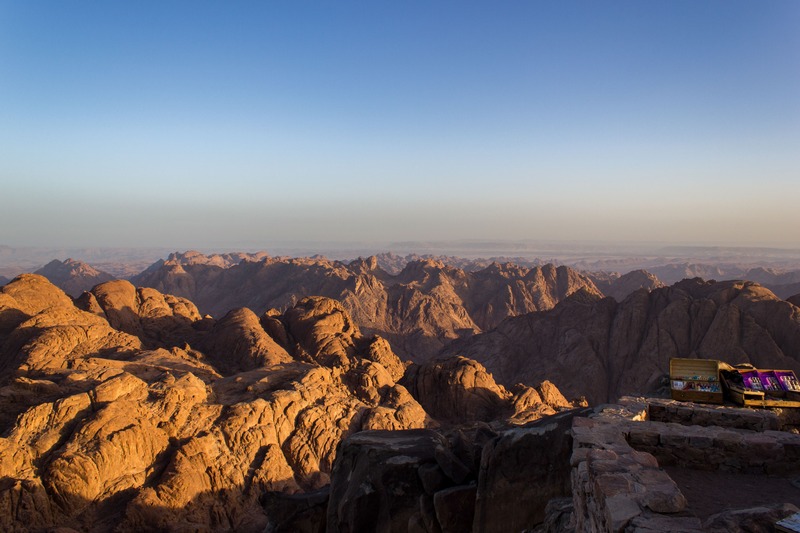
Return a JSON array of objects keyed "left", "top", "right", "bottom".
[
  {"left": 131, "top": 252, "right": 601, "bottom": 360},
  {"left": 33, "top": 258, "right": 115, "bottom": 297},
  {"left": 164, "top": 250, "right": 271, "bottom": 267},
  {"left": 588, "top": 269, "right": 665, "bottom": 301}
]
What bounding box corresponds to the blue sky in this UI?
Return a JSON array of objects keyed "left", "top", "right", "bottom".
[{"left": 1, "top": 1, "right": 798, "bottom": 249}]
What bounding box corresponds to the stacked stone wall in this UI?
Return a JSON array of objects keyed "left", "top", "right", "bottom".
[
  {"left": 570, "top": 416, "right": 704, "bottom": 532},
  {"left": 569, "top": 398, "right": 800, "bottom": 532}
]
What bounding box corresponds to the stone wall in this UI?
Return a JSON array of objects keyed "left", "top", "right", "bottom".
[
  {"left": 265, "top": 399, "right": 800, "bottom": 532},
  {"left": 626, "top": 419, "right": 800, "bottom": 475},
  {"left": 570, "top": 416, "right": 703, "bottom": 532},
  {"left": 569, "top": 398, "right": 800, "bottom": 533},
  {"left": 647, "top": 398, "right": 781, "bottom": 431}
]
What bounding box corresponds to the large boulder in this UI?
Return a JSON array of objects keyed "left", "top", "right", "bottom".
[
  {"left": 202, "top": 307, "right": 292, "bottom": 374},
  {"left": 402, "top": 356, "right": 511, "bottom": 422},
  {"left": 326, "top": 430, "right": 447, "bottom": 533},
  {"left": 472, "top": 408, "right": 592, "bottom": 532}
]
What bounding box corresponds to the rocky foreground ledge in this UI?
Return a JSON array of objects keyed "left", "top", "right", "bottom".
[{"left": 263, "top": 397, "right": 800, "bottom": 533}]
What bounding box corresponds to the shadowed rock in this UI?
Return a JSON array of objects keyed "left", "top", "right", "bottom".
[{"left": 444, "top": 279, "right": 800, "bottom": 403}]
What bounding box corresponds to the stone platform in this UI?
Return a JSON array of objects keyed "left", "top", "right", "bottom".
[{"left": 569, "top": 397, "right": 800, "bottom": 532}]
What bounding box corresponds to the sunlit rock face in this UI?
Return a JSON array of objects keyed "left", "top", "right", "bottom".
[
  {"left": 132, "top": 252, "right": 602, "bottom": 361},
  {"left": 0, "top": 275, "right": 568, "bottom": 531}
]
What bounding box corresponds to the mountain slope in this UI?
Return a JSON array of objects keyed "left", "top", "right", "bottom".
[{"left": 442, "top": 278, "right": 800, "bottom": 404}]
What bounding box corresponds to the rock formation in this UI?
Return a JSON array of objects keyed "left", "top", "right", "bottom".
[
  {"left": 624, "top": 263, "right": 800, "bottom": 299},
  {"left": 34, "top": 258, "right": 115, "bottom": 297},
  {"left": 442, "top": 278, "right": 800, "bottom": 404},
  {"left": 324, "top": 408, "right": 591, "bottom": 533},
  {"left": 588, "top": 269, "right": 665, "bottom": 301},
  {"left": 132, "top": 252, "right": 602, "bottom": 361},
  {"left": 0, "top": 274, "right": 568, "bottom": 532}
]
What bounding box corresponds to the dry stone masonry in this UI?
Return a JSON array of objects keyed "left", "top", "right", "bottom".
[{"left": 569, "top": 397, "right": 800, "bottom": 532}]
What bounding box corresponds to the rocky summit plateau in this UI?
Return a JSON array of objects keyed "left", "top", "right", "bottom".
[{"left": 1, "top": 251, "right": 800, "bottom": 532}]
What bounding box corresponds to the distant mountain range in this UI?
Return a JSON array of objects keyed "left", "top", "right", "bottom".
[
  {"left": 130, "top": 252, "right": 601, "bottom": 360},
  {"left": 15, "top": 252, "right": 800, "bottom": 362}
]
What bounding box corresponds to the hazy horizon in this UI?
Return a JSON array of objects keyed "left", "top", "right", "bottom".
[{"left": 2, "top": 2, "right": 798, "bottom": 248}]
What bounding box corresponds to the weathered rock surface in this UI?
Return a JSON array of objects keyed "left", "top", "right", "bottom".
[
  {"left": 0, "top": 276, "right": 438, "bottom": 532},
  {"left": 132, "top": 252, "right": 602, "bottom": 360},
  {"left": 473, "top": 409, "right": 591, "bottom": 532},
  {"left": 444, "top": 278, "right": 800, "bottom": 403},
  {"left": 325, "top": 408, "right": 591, "bottom": 533},
  {"left": 34, "top": 258, "right": 115, "bottom": 298},
  {"left": 0, "top": 275, "right": 570, "bottom": 532},
  {"left": 326, "top": 430, "right": 447, "bottom": 533}
]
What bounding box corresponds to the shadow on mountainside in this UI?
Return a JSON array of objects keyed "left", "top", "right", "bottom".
[{"left": 0, "top": 474, "right": 305, "bottom": 533}]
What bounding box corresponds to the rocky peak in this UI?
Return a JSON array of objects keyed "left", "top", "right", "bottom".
[
  {"left": 348, "top": 255, "right": 379, "bottom": 273},
  {"left": 590, "top": 269, "right": 665, "bottom": 302},
  {"left": 34, "top": 258, "right": 115, "bottom": 298},
  {"left": 1, "top": 273, "right": 74, "bottom": 315},
  {"left": 397, "top": 258, "right": 449, "bottom": 281},
  {"left": 129, "top": 254, "right": 602, "bottom": 361}
]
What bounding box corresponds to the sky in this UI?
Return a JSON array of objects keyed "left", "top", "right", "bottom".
[{"left": 1, "top": 1, "right": 798, "bottom": 250}]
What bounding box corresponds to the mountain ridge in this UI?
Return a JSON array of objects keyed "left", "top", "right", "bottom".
[
  {"left": 441, "top": 277, "right": 800, "bottom": 404},
  {"left": 131, "top": 252, "right": 603, "bottom": 361}
]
